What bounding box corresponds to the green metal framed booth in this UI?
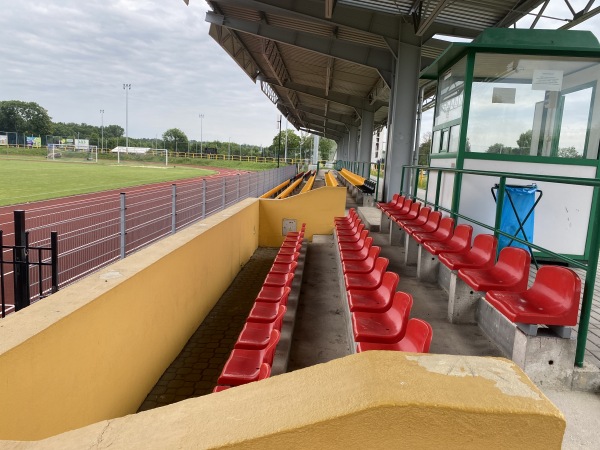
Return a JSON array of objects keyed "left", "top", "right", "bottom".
[{"left": 420, "top": 28, "right": 600, "bottom": 262}]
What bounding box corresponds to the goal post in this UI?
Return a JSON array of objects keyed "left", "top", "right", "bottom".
[{"left": 46, "top": 143, "right": 98, "bottom": 162}]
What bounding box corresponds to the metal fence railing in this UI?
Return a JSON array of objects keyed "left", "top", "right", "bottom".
[{"left": 0, "top": 165, "right": 296, "bottom": 316}]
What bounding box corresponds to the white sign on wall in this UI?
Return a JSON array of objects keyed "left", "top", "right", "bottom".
[
  {"left": 532, "top": 70, "right": 563, "bottom": 91},
  {"left": 0, "top": 135, "right": 7, "bottom": 146}
]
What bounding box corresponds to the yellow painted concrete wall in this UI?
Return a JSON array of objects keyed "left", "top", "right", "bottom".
[
  {"left": 2, "top": 352, "right": 565, "bottom": 449},
  {"left": 0, "top": 198, "right": 260, "bottom": 441},
  {"left": 259, "top": 186, "right": 346, "bottom": 247}
]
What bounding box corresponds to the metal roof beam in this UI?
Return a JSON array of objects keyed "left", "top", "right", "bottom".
[
  {"left": 206, "top": 11, "right": 394, "bottom": 78},
  {"left": 415, "top": 0, "right": 453, "bottom": 37},
  {"left": 559, "top": 3, "right": 600, "bottom": 29},
  {"left": 299, "top": 127, "right": 343, "bottom": 140},
  {"left": 267, "top": 79, "right": 384, "bottom": 112},
  {"left": 295, "top": 105, "right": 356, "bottom": 128},
  {"left": 494, "top": 0, "right": 547, "bottom": 28},
  {"left": 210, "top": 0, "right": 401, "bottom": 42},
  {"left": 208, "top": 23, "right": 261, "bottom": 80}
]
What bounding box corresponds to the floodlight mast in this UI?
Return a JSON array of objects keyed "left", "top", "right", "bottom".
[
  {"left": 199, "top": 114, "right": 204, "bottom": 154},
  {"left": 122, "top": 83, "right": 131, "bottom": 164}
]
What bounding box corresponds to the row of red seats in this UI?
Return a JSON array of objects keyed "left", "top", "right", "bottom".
[
  {"left": 213, "top": 224, "right": 306, "bottom": 392},
  {"left": 378, "top": 194, "right": 582, "bottom": 331},
  {"left": 335, "top": 210, "right": 433, "bottom": 353}
]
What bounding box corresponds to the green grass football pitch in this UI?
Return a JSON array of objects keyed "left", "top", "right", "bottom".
[{"left": 0, "top": 159, "right": 217, "bottom": 206}]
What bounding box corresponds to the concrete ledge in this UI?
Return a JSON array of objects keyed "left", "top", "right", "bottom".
[
  {"left": 356, "top": 206, "right": 381, "bottom": 232},
  {"left": 9, "top": 352, "right": 565, "bottom": 449},
  {"left": 448, "top": 273, "right": 481, "bottom": 324},
  {"left": 417, "top": 245, "right": 439, "bottom": 283},
  {"left": 477, "top": 298, "right": 586, "bottom": 390}
]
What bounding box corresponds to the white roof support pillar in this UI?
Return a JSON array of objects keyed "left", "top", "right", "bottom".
[
  {"left": 358, "top": 109, "right": 375, "bottom": 177},
  {"left": 383, "top": 24, "right": 421, "bottom": 202},
  {"left": 348, "top": 125, "right": 359, "bottom": 162}
]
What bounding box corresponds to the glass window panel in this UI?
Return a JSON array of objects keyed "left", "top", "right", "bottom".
[
  {"left": 435, "top": 57, "right": 466, "bottom": 126},
  {"left": 432, "top": 130, "right": 441, "bottom": 154},
  {"left": 557, "top": 86, "right": 593, "bottom": 158},
  {"left": 449, "top": 125, "right": 461, "bottom": 152},
  {"left": 441, "top": 129, "right": 450, "bottom": 152},
  {"left": 466, "top": 53, "right": 600, "bottom": 159}
]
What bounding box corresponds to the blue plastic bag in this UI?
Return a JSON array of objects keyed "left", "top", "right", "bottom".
[{"left": 498, "top": 185, "right": 537, "bottom": 252}]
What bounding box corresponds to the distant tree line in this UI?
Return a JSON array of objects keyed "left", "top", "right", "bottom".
[{"left": 0, "top": 100, "right": 337, "bottom": 160}]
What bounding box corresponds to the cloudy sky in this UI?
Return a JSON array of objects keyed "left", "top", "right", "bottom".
[
  {"left": 0, "top": 0, "right": 282, "bottom": 146},
  {"left": 1, "top": 1, "right": 599, "bottom": 147}
]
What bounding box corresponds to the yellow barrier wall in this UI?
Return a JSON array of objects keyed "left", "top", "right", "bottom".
[
  {"left": 0, "top": 198, "right": 260, "bottom": 441},
  {"left": 259, "top": 186, "right": 346, "bottom": 247},
  {"left": 2, "top": 352, "right": 565, "bottom": 449}
]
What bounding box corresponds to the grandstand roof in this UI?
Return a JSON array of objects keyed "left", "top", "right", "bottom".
[{"left": 203, "top": 0, "right": 600, "bottom": 139}]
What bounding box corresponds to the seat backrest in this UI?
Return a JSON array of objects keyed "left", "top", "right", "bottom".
[
  {"left": 389, "top": 292, "right": 413, "bottom": 336},
  {"left": 367, "top": 246, "right": 381, "bottom": 262},
  {"left": 436, "top": 217, "right": 455, "bottom": 237},
  {"left": 372, "top": 257, "right": 390, "bottom": 277},
  {"left": 279, "top": 286, "right": 292, "bottom": 307},
  {"left": 407, "top": 202, "right": 421, "bottom": 216},
  {"left": 398, "top": 199, "right": 413, "bottom": 214},
  {"left": 262, "top": 329, "right": 281, "bottom": 366},
  {"left": 273, "top": 305, "right": 287, "bottom": 330},
  {"left": 450, "top": 224, "right": 473, "bottom": 247},
  {"left": 495, "top": 247, "right": 531, "bottom": 291},
  {"left": 356, "top": 230, "right": 369, "bottom": 244},
  {"left": 423, "top": 211, "right": 441, "bottom": 229},
  {"left": 404, "top": 319, "right": 433, "bottom": 353},
  {"left": 529, "top": 266, "right": 581, "bottom": 322},
  {"left": 470, "top": 234, "right": 497, "bottom": 267},
  {"left": 284, "top": 272, "right": 295, "bottom": 287},
  {"left": 378, "top": 271, "right": 400, "bottom": 297},
  {"left": 258, "top": 363, "right": 272, "bottom": 381},
  {"left": 415, "top": 207, "right": 431, "bottom": 221}
]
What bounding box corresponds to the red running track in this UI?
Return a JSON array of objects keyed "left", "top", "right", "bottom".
[{"left": 0, "top": 166, "right": 254, "bottom": 316}]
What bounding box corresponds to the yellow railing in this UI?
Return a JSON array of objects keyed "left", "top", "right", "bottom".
[
  {"left": 259, "top": 179, "right": 291, "bottom": 199},
  {"left": 300, "top": 173, "right": 316, "bottom": 194},
  {"left": 325, "top": 171, "right": 338, "bottom": 187},
  {"left": 276, "top": 177, "right": 303, "bottom": 199}
]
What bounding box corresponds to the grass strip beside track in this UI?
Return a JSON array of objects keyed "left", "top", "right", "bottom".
[{"left": 0, "top": 159, "right": 217, "bottom": 206}]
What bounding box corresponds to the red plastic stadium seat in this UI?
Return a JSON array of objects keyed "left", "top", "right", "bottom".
[
  {"left": 458, "top": 247, "right": 531, "bottom": 293},
  {"left": 335, "top": 214, "right": 360, "bottom": 231},
  {"left": 412, "top": 217, "right": 454, "bottom": 245},
  {"left": 340, "top": 238, "right": 376, "bottom": 262},
  {"left": 270, "top": 260, "right": 298, "bottom": 274},
  {"left": 262, "top": 271, "right": 294, "bottom": 288},
  {"left": 485, "top": 266, "right": 581, "bottom": 326},
  {"left": 422, "top": 224, "right": 473, "bottom": 256},
  {"left": 278, "top": 243, "right": 302, "bottom": 255},
  {"left": 247, "top": 287, "right": 291, "bottom": 322},
  {"left": 338, "top": 230, "right": 369, "bottom": 252},
  {"left": 348, "top": 271, "right": 399, "bottom": 312},
  {"left": 256, "top": 281, "right": 293, "bottom": 302},
  {"left": 351, "top": 292, "right": 413, "bottom": 343},
  {"left": 281, "top": 236, "right": 302, "bottom": 247},
  {"left": 217, "top": 332, "right": 280, "bottom": 386},
  {"left": 356, "top": 319, "right": 433, "bottom": 353},
  {"left": 438, "top": 234, "right": 498, "bottom": 271},
  {"left": 286, "top": 223, "right": 306, "bottom": 238},
  {"left": 334, "top": 209, "right": 356, "bottom": 225},
  {"left": 390, "top": 201, "right": 420, "bottom": 222},
  {"left": 377, "top": 193, "right": 400, "bottom": 212},
  {"left": 235, "top": 305, "right": 287, "bottom": 350},
  {"left": 273, "top": 253, "right": 299, "bottom": 265},
  {"left": 344, "top": 258, "right": 389, "bottom": 290},
  {"left": 384, "top": 198, "right": 413, "bottom": 217},
  {"left": 337, "top": 226, "right": 367, "bottom": 243},
  {"left": 397, "top": 207, "right": 431, "bottom": 230},
  {"left": 337, "top": 222, "right": 364, "bottom": 237},
  {"left": 342, "top": 246, "right": 382, "bottom": 274},
  {"left": 404, "top": 211, "right": 441, "bottom": 236}
]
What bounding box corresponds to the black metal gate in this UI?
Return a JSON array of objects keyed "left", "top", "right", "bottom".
[{"left": 0, "top": 210, "right": 59, "bottom": 317}]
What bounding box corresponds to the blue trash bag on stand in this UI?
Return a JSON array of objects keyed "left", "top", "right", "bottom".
[{"left": 498, "top": 185, "right": 538, "bottom": 252}]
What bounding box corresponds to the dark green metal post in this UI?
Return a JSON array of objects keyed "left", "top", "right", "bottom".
[
  {"left": 576, "top": 187, "right": 600, "bottom": 367},
  {"left": 375, "top": 162, "right": 381, "bottom": 202},
  {"left": 434, "top": 170, "right": 442, "bottom": 211}
]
